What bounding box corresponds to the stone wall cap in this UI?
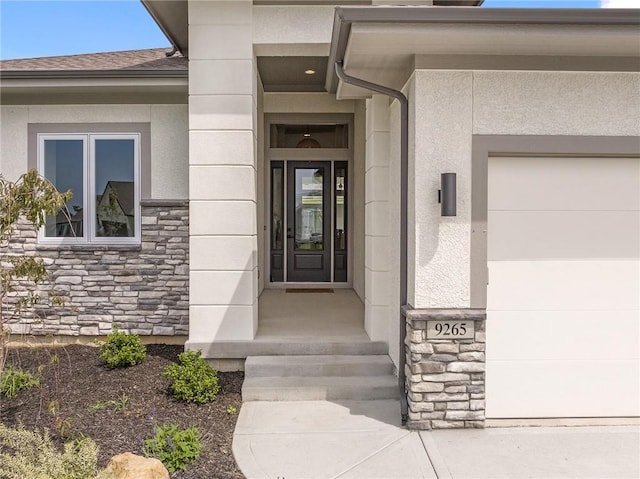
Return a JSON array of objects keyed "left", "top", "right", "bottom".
[
  {"left": 36, "top": 244, "right": 142, "bottom": 252},
  {"left": 141, "top": 199, "right": 189, "bottom": 207},
  {"left": 402, "top": 307, "right": 486, "bottom": 321}
]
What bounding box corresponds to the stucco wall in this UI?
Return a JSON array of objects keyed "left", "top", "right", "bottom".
[
  {"left": 410, "top": 70, "right": 640, "bottom": 309},
  {"left": 0, "top": 104, "right": 189, "bottom": 199},
  {"left": 253, "top": 6, "right": 334, "bottom": 55}
]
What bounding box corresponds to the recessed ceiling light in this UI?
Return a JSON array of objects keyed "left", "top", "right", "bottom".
[{"left": 304, "top": 69, "right": 316, "bottom": 75}]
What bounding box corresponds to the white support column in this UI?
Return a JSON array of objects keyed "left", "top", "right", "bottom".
[
  {"left": 187, "top": 1, "right": 259, "bottom": 344},
  {"left": 364, "top": 95, "right": 392, "bottom": 342}
]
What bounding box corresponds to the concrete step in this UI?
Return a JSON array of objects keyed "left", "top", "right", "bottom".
[
  {"left": 245, "top": 355, "right": 395, "bottom": 378},
  {"left": 196, "top": 340, "right": 388, "bottom": 359},
  {"left": 242, "top": 375, "right": 399, "bottom": 401}
]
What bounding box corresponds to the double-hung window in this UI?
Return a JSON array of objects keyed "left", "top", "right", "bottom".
[{"left": 38, "top": 133, "right": 141, "bottom": 244}]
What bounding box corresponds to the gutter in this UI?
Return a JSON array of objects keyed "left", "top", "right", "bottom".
[
  {"left": 335, "top": 61, "right": 410, "bottom": 425},
  {"left": 140, "top": 0, "right": 184, "bottom": 57},
  {"left": 325, "top": 6, "right": 640, "bottom": 93}
]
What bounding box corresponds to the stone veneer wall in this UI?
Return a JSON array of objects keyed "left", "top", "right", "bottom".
[
  {"left": 404, "top": 309, "right": 486, "bottom": 429},
  {"left": 2, "top": 201, "right": 189, "bottom": 337}
]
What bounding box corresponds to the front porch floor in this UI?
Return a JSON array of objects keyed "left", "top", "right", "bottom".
[
  {"left": 256, "top": 289, "right": 369, "bottom": 342},
  {"left": 193, "top": 289, "right": 388, "bottom": 361}
]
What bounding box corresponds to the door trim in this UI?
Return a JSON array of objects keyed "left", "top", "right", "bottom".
[{"left": 265, "top": 113, "right": 354, "bottom": 287}]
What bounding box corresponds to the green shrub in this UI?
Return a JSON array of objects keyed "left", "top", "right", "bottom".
[
  {"left": 0, "top": 424, "right": 98, "bottom": 479},
  {"left": 143, "top": 423, "right": 202, "bottom": 473},
  {"left": 99, "top": 327, "right": 146, "bottom": 368},
  {"left": 1, "top": 366, "right": 39, "bottom": 399},
  {"left": 163, "top": 350, "right": 220, "bottom": 404}
]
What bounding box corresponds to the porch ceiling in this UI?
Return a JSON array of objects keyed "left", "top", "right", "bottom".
[{"left": 257, "top": 56, "right": 328, "bottom": 92}]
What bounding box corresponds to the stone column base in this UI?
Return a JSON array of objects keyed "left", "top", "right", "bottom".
[{"left": 403, "top": 308, "right": 486, "bottom": 430}]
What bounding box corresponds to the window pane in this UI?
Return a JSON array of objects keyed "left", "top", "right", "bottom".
[
  {"left": 95, "top": 139, "right": 135, "bottom": 238},
  {"left": 43, "top": 139, "right": 84, "bottom": 238},
  {"left": 271, "top": 124, "right": 348, "bottom": 148},
  {"left": 295, "top": 168, "right": 323, "bottom": 251}
]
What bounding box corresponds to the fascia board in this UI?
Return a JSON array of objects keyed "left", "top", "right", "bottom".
[
  {"left": 0, "top": 76, "right": 188, "bottom": 90},
  {"left": 0, "top": 70, "right": 188, "bottom": 80}
]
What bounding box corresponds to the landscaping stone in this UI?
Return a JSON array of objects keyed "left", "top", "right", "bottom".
[{"left": 103, "top": 452, "right": 169, "bottom": 479}]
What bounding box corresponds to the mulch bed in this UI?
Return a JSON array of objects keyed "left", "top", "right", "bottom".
[{"left": 0, "top": 344, "right": 245, "bottom": 479}]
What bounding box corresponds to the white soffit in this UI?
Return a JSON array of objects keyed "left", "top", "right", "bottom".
[{"left": 338, "top": 22, "right": 640, "bottom": 98}]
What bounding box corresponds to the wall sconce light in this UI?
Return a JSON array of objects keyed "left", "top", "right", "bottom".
[{"left": 439, "top": 173, "right": 457, "bottom": 216}]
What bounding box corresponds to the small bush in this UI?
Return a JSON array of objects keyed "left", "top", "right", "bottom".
[
  {"left": 90, "top": 393, "right": 129, "bottom": 413},
  {"left": 0, "top": 424, "right": 99, "bottom": 479},
  {"left": 99, "top": 327, "right": 146, "bottom": 368},
  {"left": 163, "top": 350, "right": 220, "bottom": 404},
  {"left": 143, "top": 423, "right": 202, "bottom": 473},
  {"left": 1, "top": 366, "right": 39, "bottom": 399}
]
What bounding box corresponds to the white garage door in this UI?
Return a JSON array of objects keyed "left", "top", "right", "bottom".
[{"left": 486, "top": 156, "right": 640, "bottom": 419}]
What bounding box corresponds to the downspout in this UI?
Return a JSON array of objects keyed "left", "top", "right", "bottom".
[{"left": 335, "top": 61, "right": 409, "bottom": 425}]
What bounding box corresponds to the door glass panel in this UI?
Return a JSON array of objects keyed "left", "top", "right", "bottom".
[
  {"left": 335, "top": 165, "right": 346, "bottom": 251},
  {"left": 295, "top": 168, "right": 323, "bottom": 251},
  {"left": 271, "top": 165, "right": 284, "bottom": 250},
  {"left": 43, "top": 139, "right": 84, "bottom": 238},
  {"left": 94, "top": 139, "right": 135, "bottom": 237}
]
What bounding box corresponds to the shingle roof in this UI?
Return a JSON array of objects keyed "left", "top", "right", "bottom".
[{"left": 0, "top": 48, "right": 187, "bottom": 72}]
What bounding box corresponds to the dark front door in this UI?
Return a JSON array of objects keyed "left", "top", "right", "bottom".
[{"left": 287, "top": 162, "right": 331, "bottom": 282}]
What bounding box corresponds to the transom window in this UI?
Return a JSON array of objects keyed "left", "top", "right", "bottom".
[{"left": 38, "top": 133, "right": 140, "bottom": 244}]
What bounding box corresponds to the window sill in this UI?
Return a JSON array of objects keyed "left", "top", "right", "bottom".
[{"left": 36, "top": 244, "right": 142, "bottom": 252}]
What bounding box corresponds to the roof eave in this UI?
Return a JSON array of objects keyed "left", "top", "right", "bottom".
[
  {"left": 0, "top": 69, "right": 188, "bottom": 80},
  {"left": 141, "top": 0, "right": 189, "bottom": 57},
  {"left": 325, "top": 6, "right": 640, "bottom": 93}
]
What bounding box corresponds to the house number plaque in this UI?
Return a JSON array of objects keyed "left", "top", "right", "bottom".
[{"left": 426, "top": 320, "right": 475, "bottom": 340}]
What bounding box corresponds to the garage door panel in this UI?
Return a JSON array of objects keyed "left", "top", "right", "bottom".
[
  {"left": 487, "top": 311, "right": 640, "bottom": 361},
  {"left": 488, "top": 156, "right": 640, "bottom": 212},
  {"left": 486, "top": 360, "right": 640, "bottom": 418},
  {"left": 487, "top": 155, "right": 640, "bottom": 419},
  {"left": 488, "top": 260, "right": 639, "bottom": 311},
  {"left": 488, "top": 210, "right": 640, "bottom": 261}
]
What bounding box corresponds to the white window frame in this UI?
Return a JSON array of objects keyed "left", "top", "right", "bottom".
[{"left": 37, "top": 133, "right": 141, "bottom": 245}]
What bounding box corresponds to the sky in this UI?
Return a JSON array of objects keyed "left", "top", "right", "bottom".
[{"left": 0, "top": 0, "right": 638, "bottom": 60}]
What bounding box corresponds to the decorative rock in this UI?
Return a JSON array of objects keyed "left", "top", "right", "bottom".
[
  {"left": 425, "top": 392, "right": 469, "bottom": 402},
  {"left": 413, "top": 361, "right": 446, "bottom": 374},
  {"left": 447, "top": 361, "right": 485, "bottom": 373},
  {"left": 411, "top": 342, "right": 434, "bottom": 354},
  {"left": 433, "top": 343, "right": 459, "bottom": 354},
  {"left": 103, "top": 452, "right": 169, "bottom": 479},
  {"left": 458, "top": 351, "right": 485, "bottom": 361},
  {"left": 409, "top": 401, "right": 434, "bottom": 413},
  {"left": 445, "top": 410, "right": 484, "bottom": 421},
  {"left": 422, "top": 373, "right": 469, "bottom": 383},
  {"left": 414, "top": 382, "right": 444, "bottom": 393}
]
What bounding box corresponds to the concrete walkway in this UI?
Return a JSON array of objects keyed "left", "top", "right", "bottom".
[{"left": 232, "top": 400, "right": 640, "bottom": 479}]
